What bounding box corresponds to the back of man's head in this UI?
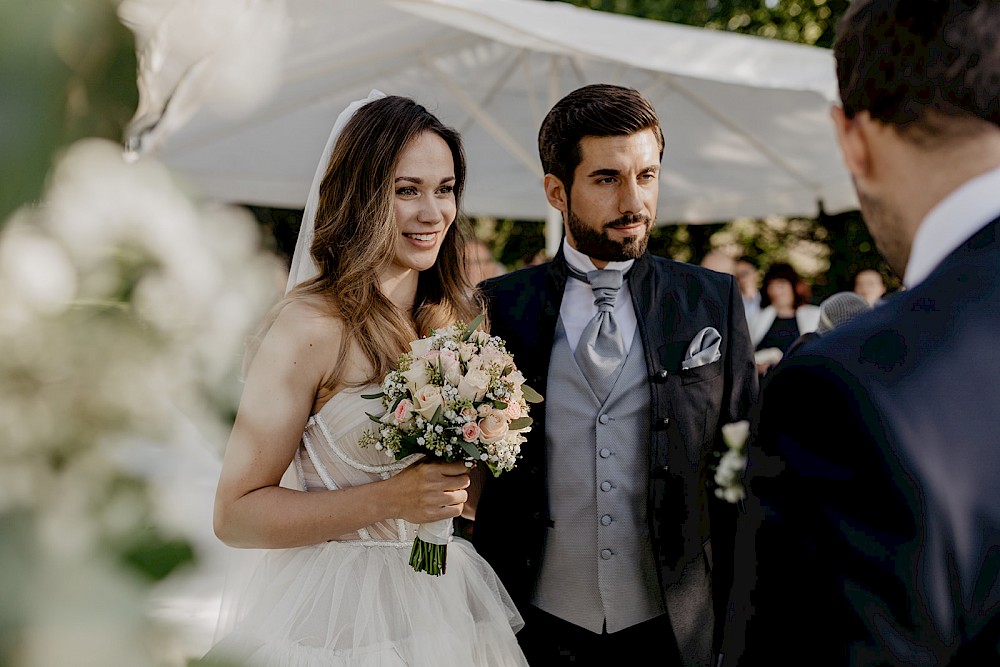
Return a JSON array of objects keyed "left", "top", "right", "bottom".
[
  {"left": 538, "top": 84, "right": 663, "bottom": 190},
  {"left": 833, "top": 0, "right": 1000, "bottom": 145}
]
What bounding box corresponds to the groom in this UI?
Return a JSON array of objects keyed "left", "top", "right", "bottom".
[
  {"left": 724, "top": 1, "right": 1000, "bottom": 664},
  {"left": 473, "top": 84, "right": 758, "bottom": 666}
]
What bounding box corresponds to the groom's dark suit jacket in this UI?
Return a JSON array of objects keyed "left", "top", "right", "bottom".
[
  {"left": 724, "top": 216, "right": 1000, "bottom": 665},
  {"left": 474, "top": 248, "right": 758, "bottom": 664}
]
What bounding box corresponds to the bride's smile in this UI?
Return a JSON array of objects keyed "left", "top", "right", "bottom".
[{"left": 391, "top": 130, "right": 456, "bottom": 273}]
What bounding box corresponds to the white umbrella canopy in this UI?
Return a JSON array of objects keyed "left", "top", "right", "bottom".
[{"left": 130, "top": 0, "right": 858, "bottom": 249}]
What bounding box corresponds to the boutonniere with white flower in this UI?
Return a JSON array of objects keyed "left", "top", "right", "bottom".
[{"left": 714, "top": 420, "right": 750, "bottom": 504}]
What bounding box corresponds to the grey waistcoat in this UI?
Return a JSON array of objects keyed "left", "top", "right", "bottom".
[{"left": 532, "top": 318, "right": 665, "bottom": 633}]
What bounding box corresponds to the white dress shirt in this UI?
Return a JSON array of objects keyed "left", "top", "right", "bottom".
[
  {"left": 905, "top": 165, "right": 1000, "bottom": 289},
  {"left": 560, "top": 238, "right": 638, "bottom": 353}
]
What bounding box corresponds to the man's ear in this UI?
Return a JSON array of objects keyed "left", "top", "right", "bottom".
[
  {"left": 543, "top": 174, "right": 568, "bottom": 213},
  {"left": 830, "top": 105, "right": 872, "bottom": 180}
]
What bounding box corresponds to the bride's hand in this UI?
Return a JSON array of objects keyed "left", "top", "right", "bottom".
[{"left": 388, "top": 461, "right": 471, "bottom": 524}]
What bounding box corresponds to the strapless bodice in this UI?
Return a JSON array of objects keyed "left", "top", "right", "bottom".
[{"left": 286, "top": 385, "right": 421, "bottom": 544}]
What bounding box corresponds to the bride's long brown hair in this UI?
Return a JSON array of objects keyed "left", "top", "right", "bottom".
[{"left": 280, "top": 95, "right": 482, "bottom": 389}]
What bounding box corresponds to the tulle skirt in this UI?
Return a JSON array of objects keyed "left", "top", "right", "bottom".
[{"left": 200, "top": 537, "right": 527, "bottom": 666}]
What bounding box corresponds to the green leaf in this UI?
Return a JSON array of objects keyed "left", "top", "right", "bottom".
[
  {"left": 431, "top": 403, "right": 444, "bottom": 425},
  {"left": 462, "top": 313, "right": 486, "bottom": 340},
  {"left": 457, "top": 438, "right": 482, "bottom": 460},
  {"left": 360, "top": 392, "right": 384, "bottom": 399},
  {"left": 508, "top": 416, "right": 533, "bottom": 430},
  {"left": 492, "top": 400, "right": 508, "bottom": 410},
  {"left": 521, "top": 384, "right": 544, "bottom": 403},
  {"left": 120, "top": 530, "right": 195, "bottom": 582},
  {"left": 366, "top": 412, "right": 383, "bottom": 424}
]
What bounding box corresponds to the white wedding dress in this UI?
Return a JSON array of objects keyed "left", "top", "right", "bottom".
[{"left": 202, "top": 386, "right": 527, "bottom": 666}]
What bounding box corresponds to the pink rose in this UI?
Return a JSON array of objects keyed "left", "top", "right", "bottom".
[
  {"left": 478, "top": 410, "right": 509, "bottom": 443},
  {"left": 462, "top": 422, "right": 480, "bottom": 442},
  {"left": 393, "top": 398, "right": 414, "bottom": 423},
  {"left": 504, "top": 400, "right": 522, "bottom": 421},
  {"left": 460, "top": 406, "right": 478, "bottom": 422}
]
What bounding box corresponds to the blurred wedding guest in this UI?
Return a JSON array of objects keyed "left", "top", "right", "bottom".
[
  {"left": 526, "top": 248, "right": 551, "bottom": 266},
  {"left": 725, "top": 1, "right": 1000, "bottom": 664},
  {"left": 734, "top": 257, "right": 761, "bottom": 328},
  {"left": 700, "top": 250, "right": 736, "bottom": 275},
  {"left": 852, "top": 267, "right": 887, "bottom": 306},
  {"left": 464, "top": 237, "right": 507, "bottom": 287},
  {"left": 749, "top": 263, "right": 819, "bottom": 375}
]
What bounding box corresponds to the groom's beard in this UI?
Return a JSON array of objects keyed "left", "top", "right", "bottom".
[{"left": 566, "top": 211, "right": 652, "bottom": 262}]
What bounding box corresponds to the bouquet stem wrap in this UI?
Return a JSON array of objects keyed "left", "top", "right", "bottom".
[{"left": 410, "top": 517, "right": 453, "bottom": 575}]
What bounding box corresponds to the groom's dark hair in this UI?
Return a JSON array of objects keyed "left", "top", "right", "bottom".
[
  {"left": 834, "top": 0, "right": 1000, "bottom": 146},
  {"left": 538, "top": 83, "right": 664, "bottom": 191}
]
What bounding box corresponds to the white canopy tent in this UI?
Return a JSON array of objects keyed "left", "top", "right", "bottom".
[{"left": 126, "top": 0, "right": 858, "bottom": 255}]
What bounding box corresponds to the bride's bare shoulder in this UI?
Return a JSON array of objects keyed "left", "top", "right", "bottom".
[
  {"left": 275, "top": 295, "right": 341, "bottom": 328},
  {"left": 261, "top": 295, "right": 346, "bottom": 358}
]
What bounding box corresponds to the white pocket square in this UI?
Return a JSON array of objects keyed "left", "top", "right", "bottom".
[{"left": 681, "top": 326, "right": 722, "bottom": 370}]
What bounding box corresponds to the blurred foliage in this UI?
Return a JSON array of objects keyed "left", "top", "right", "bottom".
[
  {"left": 552, "top": 0, "right": 850, "bottom": 48},
  {"left": 0, "top": 0, "right": 138, "bottom": 223},
  {"left": 1, "top": 2, "right": 281, "bottom": 665}
]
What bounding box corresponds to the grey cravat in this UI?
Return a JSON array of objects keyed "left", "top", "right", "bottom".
[{"left": 568, "top": 265, "right": 626, "bottom": 402}]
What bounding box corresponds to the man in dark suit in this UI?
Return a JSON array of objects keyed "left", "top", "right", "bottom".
[
  {"left": 472, "top": 84, "right": 758, "bottom": 666},
  {"left": 724, "top": 2, "right": 1000, "bottom": 664}
]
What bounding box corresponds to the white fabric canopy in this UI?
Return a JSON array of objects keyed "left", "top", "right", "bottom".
[{"left": 129, "top": 0, "right": 857, "bottom": 245}]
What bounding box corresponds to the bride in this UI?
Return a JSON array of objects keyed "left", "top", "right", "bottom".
[{"left": 201, "top": 91, "right": 527, "bottom": 666}]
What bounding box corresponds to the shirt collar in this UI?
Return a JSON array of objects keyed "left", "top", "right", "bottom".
[
  {"left": 562, "top": 238, "right": 636, "bottom": 276},
  {"left": 904, "top": 165, "right": 1000, "bottom": 288}
]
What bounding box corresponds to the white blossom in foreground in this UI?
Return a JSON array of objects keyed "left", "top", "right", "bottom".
[{"left": 0, "top": 137, "right": 282, "bottom": 666}]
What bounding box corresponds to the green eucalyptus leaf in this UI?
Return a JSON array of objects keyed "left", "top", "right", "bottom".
[
  {"left": 521, "top": 384, "right": 544, "bottom": 403},
  {"left": 457, "top": 439, "right": 481, "bottom": 460},
  {"left": 508, "top": 416, "right": 533, "bottom": 430},
  {"left": 462, "top": 313, "right": 486, "bottom": 340}
]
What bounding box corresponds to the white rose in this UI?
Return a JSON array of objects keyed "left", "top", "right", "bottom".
[
  {"left": 401, "top": 360, "right": 430, "bottom": 394},
  {"left": 504, "top": 369, "right": 525, "bottom": 385},
  {"left": 412, "top": 385, "right": 444, "bottom": 420},
  {"left": 457, "top": 342, "right": 476, "bottom": 362},
  {"left": 439, "top": 348, "right": 462, "bottom": 386},
  {"left": 457, "top": 367, "right": 490, "bottom": 401},
  {"left": 721, "top": 420, "right": 751, "bottom": 453},
  {"left": 409, "top": 336, "right": 434, "bottom": 358},
  {"left": 468, "top": 330, "right": 490, "bottom": 345}
]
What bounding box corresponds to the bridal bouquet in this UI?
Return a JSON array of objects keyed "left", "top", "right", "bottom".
[{"left": 360, "top": 314, "right": 542, "bottom": 575}]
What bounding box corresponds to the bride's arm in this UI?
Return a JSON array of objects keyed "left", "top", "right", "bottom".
[{"left": 213, "top": 301, "right": 470, "bottom": 549}]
